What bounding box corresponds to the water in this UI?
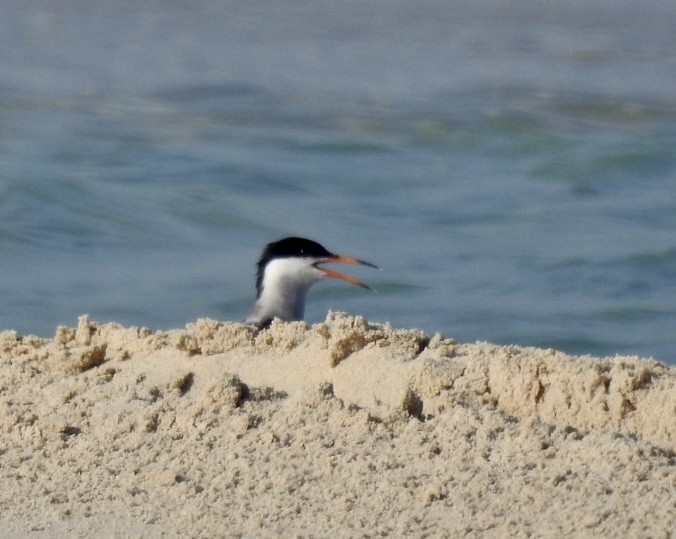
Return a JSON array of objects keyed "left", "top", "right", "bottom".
[{"left": 1, "top": 0, "right": 675, "bottom": 363}]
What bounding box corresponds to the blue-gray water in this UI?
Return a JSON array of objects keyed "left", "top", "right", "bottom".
[{"left": 1, "top": 1, "right": 675, "bottom": 363}]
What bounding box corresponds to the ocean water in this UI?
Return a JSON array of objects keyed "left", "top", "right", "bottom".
[{"left": 1, "top": 0, "right": 675, "bottom": 363}]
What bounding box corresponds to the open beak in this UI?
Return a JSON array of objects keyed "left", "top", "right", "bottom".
[{"left": 314, "top": 255, "right": 378, "bottom": 290}]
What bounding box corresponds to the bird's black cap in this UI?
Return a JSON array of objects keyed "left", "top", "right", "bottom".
[{"left": 261, "top": 237, "right": 333, "bottom": 261}]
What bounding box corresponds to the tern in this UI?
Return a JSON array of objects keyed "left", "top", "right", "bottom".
[{"left": 246, "top": 237, "right": 378, "bottom": 328}]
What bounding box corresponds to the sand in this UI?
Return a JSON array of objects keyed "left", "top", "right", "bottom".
[{"left": 0, "top": 312, "right": 674, "bottom": 538}]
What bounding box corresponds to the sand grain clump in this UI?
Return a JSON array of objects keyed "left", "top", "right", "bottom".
[{"left": 0, "top": 312, "right": 674, "bottom": 538}]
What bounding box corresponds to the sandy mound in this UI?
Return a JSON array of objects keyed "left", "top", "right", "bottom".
[{"left": 1, "top": 312, "right": 674, "bottom": 538}]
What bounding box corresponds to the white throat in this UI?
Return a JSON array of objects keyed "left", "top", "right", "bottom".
[{"left": 246, "top": 258, "right": 324, "bottom": 326}]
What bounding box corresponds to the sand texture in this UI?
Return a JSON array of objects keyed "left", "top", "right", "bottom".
[{"left": 1, "top": 312, "right": 674, "bottom": 538}]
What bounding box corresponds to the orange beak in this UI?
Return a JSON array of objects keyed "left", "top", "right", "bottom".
[{"left": 314, "top": 255, "right": 378, "bottom": 290}]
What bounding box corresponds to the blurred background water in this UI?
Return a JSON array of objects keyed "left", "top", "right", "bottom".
[{"left": 1, "top": 0, "right": 675, "bottom": 363}]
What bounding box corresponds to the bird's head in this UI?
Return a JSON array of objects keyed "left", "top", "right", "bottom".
[{"left": 254, "top": 237, "right": 377, "bottom": 299}]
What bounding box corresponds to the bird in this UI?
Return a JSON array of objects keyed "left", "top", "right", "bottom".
[{"left": 246, "top": 237, "right": 378, "bottom": 328}]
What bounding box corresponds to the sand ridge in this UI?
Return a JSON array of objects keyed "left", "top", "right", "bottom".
[{"left": 0, "top": 312, "right": 674, "bottom": 537}]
